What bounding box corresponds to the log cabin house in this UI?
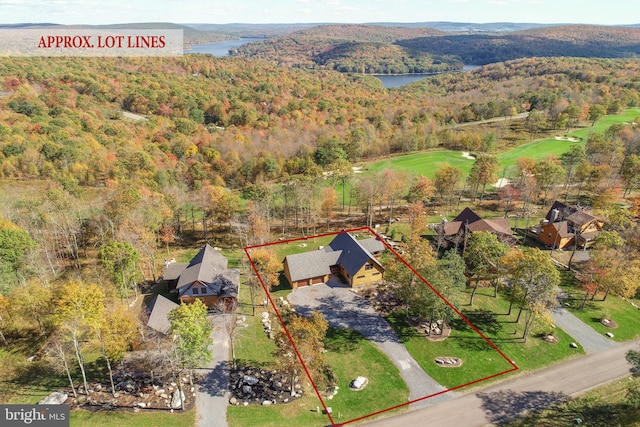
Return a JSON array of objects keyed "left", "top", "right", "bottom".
[{"left": 283, "top": 232, "right": 385, "bottom": 289}]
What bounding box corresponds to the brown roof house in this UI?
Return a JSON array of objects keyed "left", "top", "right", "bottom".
[
  {"left": 146, "top": 294, "right": 179, "bottom": 334},
  {"left": 538, "top": 201, "right": 604, "bottom": 249},
  {"left": 434, "top": 207, "right": 514, "bottom": 247},
  {"left": 162, "top": 244, "right": 239, "bottom": 312},
  {"left": 283, "top": 232, "right": 385, "bottom": 289}
]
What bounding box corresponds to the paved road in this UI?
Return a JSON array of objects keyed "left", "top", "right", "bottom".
[
  {"left": 196, "top": 314, "right": 231, "bottom": 427},
  {"left": 287, "top": 282, "right": 455, "bottom": 408},
  {"left": 365, "top": 338, "right": 640, "bottom": 426},
  {"left": 551, "top": 306, "right": 616, "bottom": 353}
]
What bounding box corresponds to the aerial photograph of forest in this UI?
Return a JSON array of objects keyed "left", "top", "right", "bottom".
[{"left": 1, "top": 1, "right": 640, "bottom": 426}]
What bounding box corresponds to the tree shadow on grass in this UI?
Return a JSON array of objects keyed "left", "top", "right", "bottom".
[
  {"left": 325, "top": 328, "right": 365, "bottom": 353},
  {"left": 383, "top": 311, "right": 420, "bottom": 344},
  {"left": 477, "top": 389, "right": 569, "bottom": 424},
  {"left": 10, "top": 360, "right": 67, "bottom": 398},
  {"left": 449, "top": 309, "right": 508, "bottom": 351}
]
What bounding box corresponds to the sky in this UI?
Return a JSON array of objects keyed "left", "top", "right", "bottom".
[{"left": 0, "top": 0, "right": 638, "bottom": 26}]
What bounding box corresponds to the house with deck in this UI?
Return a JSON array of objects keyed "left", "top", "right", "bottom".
[
  {"left": 283, "top": 232, "right": 385, "bottom": 289},
  {"left": 537, "top": 201, "right": 604, "bottom": 249},
  {"left": 434, "top": 207, "right": 514, "bottom": 247},
  {"left": 162, "top": 244, "right": 239, "bottom": 311}
]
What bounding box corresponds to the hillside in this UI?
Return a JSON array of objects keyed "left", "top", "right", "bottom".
[
  {"left": 232, "top": 24, "right": 462, "bottom": 74},
  {"left": 1, "top": 55, "right": 640, "bottom": 192},
  {"left": 234, "top": 24, "right": 640, "bottom": 70},
  {"left": 398, "top": 24, "right": 640, "bottom": 64}
]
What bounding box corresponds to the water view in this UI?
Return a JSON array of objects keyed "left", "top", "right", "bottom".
[
  {"left": 187, "top": 37, "right": 263, "bottom": 56},
  {"left": 188, "top": 39, "right": 481, "bottom": 89},
  {"left": 376, "top": 65, "right": 481, "bottom": 88}
]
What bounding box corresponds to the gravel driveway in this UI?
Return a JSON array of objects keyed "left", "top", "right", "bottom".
[
  {"left": 196, "top": 314, "right": 231, "bottom": 427},
  {"left": 287, "top": 282, "right": 456, "bottom": 408}
]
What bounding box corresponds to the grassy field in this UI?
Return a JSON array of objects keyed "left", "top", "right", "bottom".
[
  {"left": 559, "top": 290, "right": 640, "bottom": 342},
  {"left": 70, "top": 409, "right": 196, "bottom": 427},
  {"left": 348, "top": 108, "right": 640, "bottom": 187},
  {"left": 228, "top": 315, "right": 409, "bottom": 426},
  {"left": 500, "top": 375, "right": 640, "bottom": 426},
  {"left": 385, "top": 286, "right": 585, "bottom": 390}
]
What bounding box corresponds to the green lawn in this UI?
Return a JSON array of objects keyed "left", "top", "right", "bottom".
[
  {"left": 501, "top": 375, "right": 640, "bottom": 427},
  {"left": 70, "top": 409, "right": 196, "bottom": 427},
  {"left": 228, "top": 326, "right": 408, "bottom": 427},
  {"left": 322, "top": 328, "right": 408, "bottom": 424},
  {"left": 385, "top": 286, "right": 585, "bottom": 390},
  {"left": 358, "top": 108, "right": 640, "bottom": 182},
  {"left": 560, "top": 291, "right": 640, "bottom": 342}
]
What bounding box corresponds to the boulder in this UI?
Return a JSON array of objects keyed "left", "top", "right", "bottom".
[
  {"left": 136, "top": 402, "right": 147, "bottom": 408},
  {"left": 350, "top": 376, "right": 368, "bottom": 390},
  {"left": 170, "top": 390, "right": 185, "bottom": 409},
  {"left": 229, "top": 397, "right": 237, "bottom": 405},
  {"left": 243, "top": 375, "right": 259, "bottom": 385},
  {"left": 570, "top": 342, "right": 579, "bottom": 348},
  {"left": 242, "top": 385, "right": 252, "bottom": 394},
  {"left": 606, "top": 332, "right": 614, "bottom": 338},
  {"left": 38, "top": 391, "right": 68, "bottom": 405}
]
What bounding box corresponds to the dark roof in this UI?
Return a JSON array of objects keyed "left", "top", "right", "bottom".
[
  {"left": 545, "top": 201, "right": 572, "bottom": 222},
  {"left": 567, "top": 210, "right": 596, "bottom": 227},
  {"left": 329, "top": 232, "right": 384, "bottom": 278},
  {"left": 163, "top": 263, "right": 188, "bottom": 281},
  {"left": 284, "top": 232, "right": 384, "bottom": 283},
  {"left": 579, "top": 230, "right": 600, "bottom": 241},
  {"left": 284, "top": 250, "right": 340, "bottom": 282},
  {"left": 178, "top": 269, "right": 241, "bottom": 298},
  {"left": 454, "top": 207, "right": 482, "bottom": 225},
  {"left": 434, "top": 220, "right": 463, "bottom": 236},
  {"left": 177, "top": 244, "right": 229, "bottom": 289},
  {"left": 147, "top": 295, "right": 179, "bottom": 334},
  {"left": 467, "top": 218, "right": 513, "bottom": 236},
  {"left": 358, "top": 237, "right": 386, "bottom": 253}
]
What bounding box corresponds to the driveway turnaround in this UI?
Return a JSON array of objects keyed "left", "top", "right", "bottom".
[
  {"left": 287, "top": 283, "right": 456, "bottom": 408},
  {"left": 196, "top": 314, "right": 231, "bottom": 427},
  {"left": 551, "top": 306, "right": 616, "bottom": 353},
  {"left": 365, "top": 338, "right": 640, "bottom": 426}
]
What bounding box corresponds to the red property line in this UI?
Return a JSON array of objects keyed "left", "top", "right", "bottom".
[{"left": 245, "top": 227, "right": 518, "bottom": 427}]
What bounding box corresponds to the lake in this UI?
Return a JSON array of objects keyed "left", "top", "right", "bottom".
[
  {"left": 376, "top": 65, "right": 481, "bottom": 88},
  {"left": 187, "top": 38, "right": 263, "bottom": 56},
  {"left": 186, "top": 39, "right": 481, "bottom": 88}
]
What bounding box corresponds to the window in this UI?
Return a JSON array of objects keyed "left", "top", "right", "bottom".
[
  {"left": 373, "top": 272, "right": 381, "bottom": 276},
  {"left": 201, "top": 287, "right": 207, "bottom": 294},
  {"left": 192, "top": 287, "right": 199, "bottom": 295},
  {"left": 547, "top": 232, "right": 553, "bottom": 238},
  {"left": 357, "top": 275, "right": 365, "bottom": 279},
  {"left": 365, "top": 264, "right": 373, "bottom": 270}
]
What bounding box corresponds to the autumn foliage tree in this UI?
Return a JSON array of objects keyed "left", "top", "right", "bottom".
[
  {"left": 273, "top": 310, "right": 333, "bottom": 394},
  {"left": 169, "top": 299, "right": 213, "bottom": 387},
  {"left": 53, "top": 281, "right": 105, "bottom": 396},
  {"left": 249, "top": 248, "right": 281, "bottom": 290},
  {"left": 501, "top": 248, "right": 559, "bottom": 342}
]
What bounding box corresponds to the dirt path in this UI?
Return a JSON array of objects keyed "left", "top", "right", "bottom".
[{"left": 365, "top": 338, "right": 640, "bottom": 426}]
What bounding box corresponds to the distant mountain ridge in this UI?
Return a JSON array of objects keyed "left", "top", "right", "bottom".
[{"left": 231, "top": 23, "right": 640, "bottom": 70}]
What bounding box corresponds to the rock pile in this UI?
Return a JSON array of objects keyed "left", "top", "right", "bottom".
[
  {"left": 229, "top": 367, "right": 303, "bottom": 406},
  {"left": 63, "top": 375, "right": 195, "bottom": 411},
  {"left": 434, "top": 357, "right": 462, "bottom": 367}
]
